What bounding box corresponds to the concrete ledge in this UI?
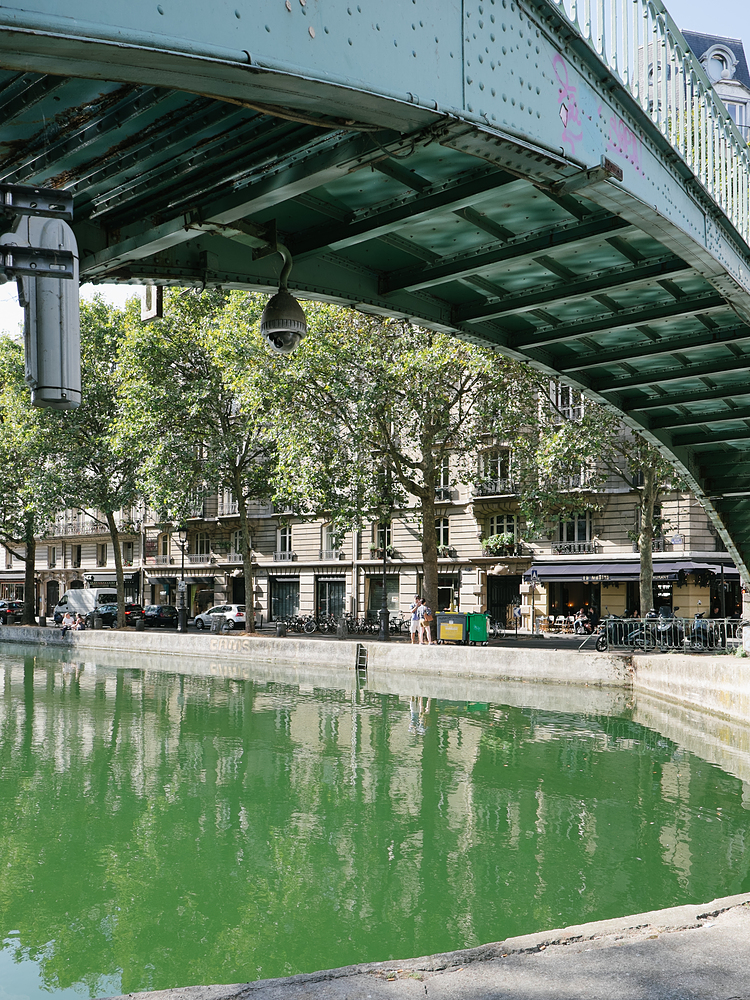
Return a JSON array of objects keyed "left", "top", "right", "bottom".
[
  {"left": 0, "top": 627, "right": 632, "bottom": 689},
  {"left": 366, "top": 640, "right": 632, "bottom": 687},
  {"left": 103, "top": 892, "right": 750, "bottom": 1000},
  {"left": 633, "top": 651, "right": 750, "bottom": 724},
  {"left": 0, "top": 625, "right": 359, "bottom": 670}
]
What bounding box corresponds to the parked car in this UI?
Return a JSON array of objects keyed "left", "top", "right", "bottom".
[
  {"left": 0, "top": 599, "right": 24, "bottom": 624},
  {"left": 93, "top": 604, "right": 145, "bottom": 627},
  {"left": 194, "top": 604, "right": 246, "bottom": 630},
  {"left": 143, "top": 604, "right": 179, "bottom": 628}
]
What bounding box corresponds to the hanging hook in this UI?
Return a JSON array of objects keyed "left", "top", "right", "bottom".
[{"left": 276, "top": 243, "right": 293, "bottom": 290}]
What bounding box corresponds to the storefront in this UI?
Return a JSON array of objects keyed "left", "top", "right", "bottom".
[
  {"left": 85, "top": 572, "right": 141, "bottom": 603},
  {"left": 0, "top": 579, "right": 25, "bottom": 601},
  {"left": 269, "top": 574, "right": 299, "bottom": 619},
  {"left": 316, "top": 575, "right": 346, "bottom": 618},
  {"left": 524, "top": 558, "right": 740, "bottom": 617},
  {"left": 367, "top": 574, "right": 400, "bottom": 618}
]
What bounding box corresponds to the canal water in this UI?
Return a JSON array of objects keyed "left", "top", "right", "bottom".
[{"left": 1, "top": 650, "right": 749, "bottom": 1000}]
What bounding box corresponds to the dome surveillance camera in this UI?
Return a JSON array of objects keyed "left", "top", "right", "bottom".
[
  {"left": 258, "top": 246, "right": 307, "bottom": 354},
  {"left": 260, "top": 289, "right": 307, "bottom": 354}
]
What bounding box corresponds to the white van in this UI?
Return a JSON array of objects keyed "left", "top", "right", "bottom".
[{"left": 53, "top": 588, "right": 118, "bottom": 624}]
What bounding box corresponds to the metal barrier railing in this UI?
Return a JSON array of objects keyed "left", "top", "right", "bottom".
[
  {"left": 603, "top": 616, "right": 747, "bottom": 651},
  {"left": 549, "top": 0, "right": 750, "bottom": 247}
]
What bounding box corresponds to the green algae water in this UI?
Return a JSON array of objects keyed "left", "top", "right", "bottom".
[{"left": 2, "top": 651, "right": 750, "bottom": 1000}]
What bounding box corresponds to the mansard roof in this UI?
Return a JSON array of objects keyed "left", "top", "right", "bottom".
[{"left": 681, "top": 30, "right": 750, "bottom": 92}]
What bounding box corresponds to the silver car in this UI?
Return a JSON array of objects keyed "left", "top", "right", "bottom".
[{"left": 194, "top": 604, "right": 246, "bottom": 630}]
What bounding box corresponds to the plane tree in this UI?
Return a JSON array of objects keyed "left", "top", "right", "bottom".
[
  {"left": 0, "top": 335, "right": 60, "bottom": 623},
  {"left": 268, "top": 306, "right": 539, "bottom": 614},
  {"left": 117, "top": 289, "right": 279, "bottom": 632},
  {"left": 54, "top": 297, "right": 146, "bottom": 627},
  {"left": 512, "top": 389, "right": 677, "bottom": 617}
]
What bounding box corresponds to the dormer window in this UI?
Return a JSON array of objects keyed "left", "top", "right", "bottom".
[{"left": 702, "top": 44, "right": 737, "bottom": 83}]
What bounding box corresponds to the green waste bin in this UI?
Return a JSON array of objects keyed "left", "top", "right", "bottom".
[
  {"left": 436, "top": 612, "right": 467, "bottom": 644},
  {"left": 467, "top": 612, "right": 489, "bottom": 645}
]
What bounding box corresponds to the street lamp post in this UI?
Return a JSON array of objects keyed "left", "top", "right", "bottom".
[
  {"left": 370, "top": 447, "right": 392, "bottom": 642},
  {"left": 177, "top": 525, "right": 188, "bottom": 633},
  {"left": 379, "top": 520, "right": 390, "bottom": 641}
]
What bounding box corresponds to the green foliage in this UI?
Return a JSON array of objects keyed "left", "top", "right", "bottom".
[
  {"left": 481, "top": 532, "right": 515, "bottom": 554},
  {"left": 118, "top": 289, "right": 282, "bottom": 630},
  {"left": 0, "top": 335, "right": 61, "bottom": 621},
  {"left": 266, "top": 307, "right": 540, "bottom": 606},
  {"left": 54, "top": 295, "right": 146, "bottom": 625}
]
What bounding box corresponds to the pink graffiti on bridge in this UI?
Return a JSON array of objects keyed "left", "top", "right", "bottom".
[{"left": 553, "top": 53, "right": 583, "bottom": 154}]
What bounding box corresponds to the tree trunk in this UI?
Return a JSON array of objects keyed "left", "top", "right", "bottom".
[
  {"left": 638, "top": 462, "right": 657, "bottom": 618},
  {"left": 420, "top": 489, "right": 439, "bottom": 618},
  {"left": 106, "top": 511, "right": 126, "bottom": 628},
  {"left": 22, "top": 515, "right": 36, "bottom": 624},
  {"left": 236, "top": 480, "right": 256, "bottom": 634}
]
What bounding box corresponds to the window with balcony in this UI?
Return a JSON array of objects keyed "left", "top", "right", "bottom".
[
  {"left": 160, "top": 533, "right": 170, "bottom": 557},
  {"left": 476, "top": 449, "right": 513, "bottom": 496},
  {"left": 72, "top": 544, "right": 81, "bottom": 568},
  {"left": 275, "top": 524, "right": 296, "bottom": 560},
  {"left": 553, "top": 512, "right": 593, "bottom": 554},
  {"left": 375, "top": 522, "right": 391, "bottom": 550},
  {"left": 195, "top": 532, "right": 210, "bottom": 556},
  {"left": 4, "top": 548, "right": 11, "bottom": 570},
  {"left": 435, "top": 455, "right": 453, "bottom": 501},
  {"left": 122, "top": 541, "right": 134, "bottom": 566},
  {"left": 435, "top": 517, "right": 450, "bottom": 550},
  {"left": 320, "top": 524, "right": 341, "bottom": 560},
  {"left": 488, "top": 514, "right": 518, "bottom": 539},
  {"left": 48, "top": 546, "right": 56, "bottom": 568},
  {"left": 96, "top": 543, "right": 107, "bottom": 567},
  {"left": 551, "top": 383, "right": 583, "bottom": 422}
]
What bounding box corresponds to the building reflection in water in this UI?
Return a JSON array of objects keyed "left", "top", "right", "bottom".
[{"left": 0, "top": 652, "right": 748, "bottom": 999}]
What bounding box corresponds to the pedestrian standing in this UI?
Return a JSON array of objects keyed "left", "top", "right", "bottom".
[
  {"left": 419, "top": 597, "right": 434, "bottom": 645},
  {"left": 409, "top": 594, "right": 421, "bottom": 645}
]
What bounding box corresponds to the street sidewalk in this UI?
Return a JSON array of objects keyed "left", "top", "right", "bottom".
[{"left": 106, "top": 893, "right": 750, "bottom": 1000}]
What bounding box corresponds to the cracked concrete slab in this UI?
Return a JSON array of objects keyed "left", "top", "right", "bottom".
[{"left": 104, "top": 893, "right": 750, "bottom": 1000}]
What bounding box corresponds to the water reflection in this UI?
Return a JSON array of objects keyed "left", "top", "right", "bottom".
[
  {"left": 408, "top": 696, "right": 431, "bottom": 736},
  {"left": 0, "top": 652, "right": 748, "bottom": 999}
]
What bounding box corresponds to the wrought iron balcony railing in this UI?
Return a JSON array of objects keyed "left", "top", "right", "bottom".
[
  {"left": 552, "top": 540, "right": 598, "bottom": 555},
  {"left": 472, "top": 479, "right": 517, "bottom": 497}
]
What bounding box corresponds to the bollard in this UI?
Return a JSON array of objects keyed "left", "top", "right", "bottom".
[
  {"left": 135, "top": 619, "right": 145, "bottom": 632},
  {"left": 92, "top": 615, "right": 102, "bottom": 630},
  {"left": 38, "top": 615, "right": 47, "bottom": 628},
  {"left": 210, "top": 615, "right": 222, "bottom": 634},
  {"left": 276, "top": 621, "right": 287, "bottom": 638}
]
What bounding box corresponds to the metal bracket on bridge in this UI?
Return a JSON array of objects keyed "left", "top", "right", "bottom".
[
  {"left": 184, "top": 210, "right": 278, "bottom": 258},
  {"left": 0, "top": 184, "right": 76, "bottom": 283},
  {"left": 0, "top": 184, "right": 73, "bottom": 223},
  {"left": 0, "top": 243, "right": 75, "bottom": 281},
  {"left": 551, "top": 156, "right": 623, "bottom": 197}
]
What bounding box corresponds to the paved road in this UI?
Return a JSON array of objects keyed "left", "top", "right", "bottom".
[{"left": 105, "top": 894, "right": 750, "bottom": 1000}]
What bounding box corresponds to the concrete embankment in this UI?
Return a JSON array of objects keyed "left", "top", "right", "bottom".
[
  {"left": 0, "top": 625, "right": 631, "bottom": 687},
  {"left": 104, "top": 893, "right": 750, "bottom": 1000}
]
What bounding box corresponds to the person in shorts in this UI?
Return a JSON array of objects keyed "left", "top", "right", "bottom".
[
  {"left": 418, "top": 598, "right": 434, "bottom": 645},
  {"left": 410, "top": 595, "right": 421, "bottom": 644}
]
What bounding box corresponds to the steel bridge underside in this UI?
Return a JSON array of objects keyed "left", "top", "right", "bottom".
[{"left": 2, "top": 1, "right": 750, "bottom": 578}]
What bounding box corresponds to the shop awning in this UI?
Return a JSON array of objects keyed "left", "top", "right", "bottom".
[{"left": 523, "top": 560, "right": 738, "bottom": 583}]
